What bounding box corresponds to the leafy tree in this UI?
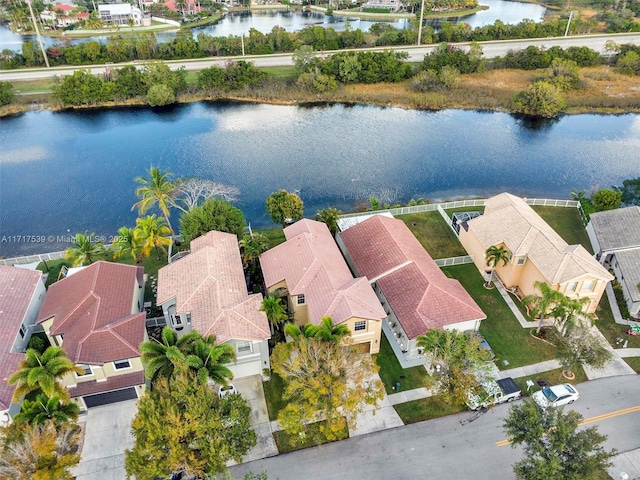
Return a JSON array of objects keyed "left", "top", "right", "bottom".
[
  {"left": 511, "top": 81, "right": 566, "bottom": 118},
  {"left": 303, "top": 316, "right": 350, "bottom": 344},
  {"left": 112, "top": 226, "right": 141, "bottom": 263},
  {"left": 522, "top": 281, "right": 566, "bottom": 334},
  {"left": 146, "top": 83, "right": 175, "bottom": 107},
  {"left": 503, "top": 399, "right": 615, "bottom": 480},
  {"left": 271, "top": 337, "right": 383, "bottom": 443},
  {"left": 64, "top": 232, "right": 108, "bottom": 266},
  {"left": 416, "top": 328, "right": 491, "bottom": 405},
  {"left": 296, "top": 69, "right": 338, "bottom": 93},
  {"left": 265, "top": 189, "right": 304, "bottom": 227},
  {"left": 143, "top": 62, "right": 187, "bottom": 94},
  {"left": 132, "top": 165, "right": 178, "bottom": 234},
  {"left": 0, "top": 81, "right": 14, "bottom": 106},
  {"left": 125, "top": 373, "right": 256, "bottom": 480},
  {"left": 292, "top": 44, "right": 317, "bottom": 73},
  {"left": 558, "top": 320, "right": 612, "bottom": 377},
  {"left": 315, "top": 207, "right": 341, "bottom": 236},
  {"left": 13, "top": 394, "right": 79, "bottom": 426},
  {"left": 8, "top": 347, "right": 83, "bottom": 404},
  {"left": 179, "top": 197, "right": 246, "bottom": 242},
  {"left": 591, "top": 188, "right": 622, "bottom": 211},
  {"left": 0, "top": 421, "right": 81, "bottom": 480},
  {"left": 616, "top": 50, "right": 640, "bottom": 75},
  {"left": 134, "top": 214, "right": 172, "bottom": 261},
  {"left": 260, "top": 292, "right": 288, "bottom": 334}
]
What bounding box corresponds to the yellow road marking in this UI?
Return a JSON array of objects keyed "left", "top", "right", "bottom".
[{"left": 496, "top": 405, "right": 640, "bottom": 447}]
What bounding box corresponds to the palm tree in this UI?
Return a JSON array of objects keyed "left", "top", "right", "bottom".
[
  {"left": 260, "top": 293, "right": 288, "bottom": 334},
  {"left": 13, "top": 393, "right": 80, "bottom": 426},
  {"left": 304, "top": 316, "right": 350, "bottom": 343},
  {"left": 132, "top": 166, "right": 177, "bottom": 234},
  {"left": 484, "top": 245, "right": 510, "bottom": 287},
  {"left": 185, "top": 336, "right": 235, "bottom": 385},
  {"left": 64, "top": 232, "right": 107, "bottom": 267},
  {"left": 8, "top": 347, "right": 83, "bottom": 403},
  {"left": 112, "top": 226, "right": 141, "bottom": 263},
  {"left": 140, "top": 326, "right": 200, "bottom": 384},
  {"left": 134, "top": 214, "right": 172, "bottom": 261},
  {"left": 239, "top": 232, "right": 269, "bottom": 278},
  {"left": 522, "top": 281, "right": 566, "bottom": 334},
  {"left": 284, "top": 322, "right": 304, "bottom": 339},
  {"left": 315, "top": 207, "right": 341, "bottom": 236}
]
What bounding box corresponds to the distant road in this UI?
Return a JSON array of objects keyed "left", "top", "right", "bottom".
[{"left": 2, "top": 32, "right": 640, "bottom": 82}]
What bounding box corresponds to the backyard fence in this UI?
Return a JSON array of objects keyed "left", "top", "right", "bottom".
[
  {"left": 0, "top": 250, "right": 66, "bottom": 266},
  {"left": 434, "top": 255, "right": 475, "bottom": 267}
]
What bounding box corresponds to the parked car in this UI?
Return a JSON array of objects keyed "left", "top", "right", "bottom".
[
  {"left": 218, "top": 383, "right": 237, "bottom": 398},
  {"left": 532, "top": 383, "right": 579, "bottom": 409}
]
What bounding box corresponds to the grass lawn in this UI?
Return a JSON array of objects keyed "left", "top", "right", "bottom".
[
  {"left": 273, "top": 417, "right": 349, "bottom": 454},
  {"left": 442, "top": 264, "right": 559, "bottom": 369},
  {"left": 262, "top": 373, "right": 286, "bottom": 421},
  {"left": 512, "top": 366, "right": 588, "bottom": 397},
  {"left": 532, "top": 206, "right": 592, "bottom": 253},
  {"left": 401, "top": 212, "right": 467, "bottom": 259},
  {"left": 375, "top": 335, "right": 431, "bottom": 394},
  {"left": 623, "top": 357, "right": 640, "bottom": 373},
  {"left": 594, "top": 294, "right": 640, "bottom": 349},
  {"left": 394, "top": 395, "right": 464, "bottom": 424},
  {"left": 256, "top": 227, "right": 286, "bottom": 248}
]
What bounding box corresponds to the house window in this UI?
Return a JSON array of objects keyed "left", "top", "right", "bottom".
[
  {"left": 582, "top": 280, "right": 596, "bottom": 291},
  {"left": 237, "top": 341, "right": 253, "bottom": 355},
  {"left": 516, "top": 256, "right": 526, "bottom": 266},
  {"left": 297, "top": 294, "right": 306, "bottom": 305},
  {"left": 566, "top": 282, "right": 578, "bottom": 292},
  {"left": 354, "top": 321, "right": 366, "bottom": 332},
  {"left": 19, "top": 324, "right": 27, "bottom": 339},
  {"left": 76, "top": 365, "right": 93, "bottom": 377},
  {"left": 113, "top": 359, "right": 131, "bottom": 370}
]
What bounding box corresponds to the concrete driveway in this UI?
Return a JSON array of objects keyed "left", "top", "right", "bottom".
[{"left": 72, "top": 400, "right": 138, "bottom": 480}]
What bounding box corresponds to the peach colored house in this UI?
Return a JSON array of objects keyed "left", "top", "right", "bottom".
[
  {"left": 157, "top": 231, "right": 271, "bottom": 378},
  {"left": 36, "top": 261, "right": 147, "bottom": 411},
  {"left": 338, "top": 215, "right": 486, "bottom": 360},
  {"left": 260, "top": 219, "right": 387, "bottom": 354},
  {"left": 459, "top": 193, "right": 612, "bottom": 314},
  {"left": 0, "top": 266, "right": 46, "bottom": 424}
]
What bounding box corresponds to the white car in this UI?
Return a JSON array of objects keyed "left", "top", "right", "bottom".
[
  {"left": 532, "top": 383, "right": 579, "bottom": 409},
  {"left": 218, "top": 384, "right": 237, "bottom": 398}
]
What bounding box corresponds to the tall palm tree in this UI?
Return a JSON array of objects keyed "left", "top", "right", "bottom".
[
  {"left": 484, "top": 245, "right": 510, "bottom": 286},
  {"left": 112, "top": 226, "right": 141, "bottom": 263},
  {"left": 134, "top": 214, "right": 172, "bottom": 261},
  {"left": 260, "top": 293, "right": 288, "bottom": 334},
  {"left": 8, "top": 347, "right": 83, "bottom": 403},
  {"left": 13, "top": 393, "right": 80, "bottom": 426},
  {"left": 239, "top": 232, "right": 269, "bottom": 279},
  {"left": 64, "top": 232, "right": 107, "bottom": 267},
  {"left": 304, "top": 316, "right": 350, "bottom": 343},
  {"left": 315, "top": 207, "right": 341, "bottom": 237},
  {"left": 132, "top": 166, "right": 177, "bottom": 234},
  {"left": 186, "top": 335, "right": 235, "bottom": 385},
  {"left": 140, "top": 326, "right": 200, "bottom": 384},
  {"left": 522, "top": 281, "right": 566, "bottom": 334}
]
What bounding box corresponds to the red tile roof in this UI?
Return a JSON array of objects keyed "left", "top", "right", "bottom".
[
  {"left": 157, "top": 231, "right": 270, "bottom": 343},
  {"left": 36, "top": 262, "right": 146, "bottom": 365},
  {"left": 0, "top": 266, "right": 44, "bottom": 411},
  {"left": 339, "top": 215, "right": 485, "bottom": 339},
  {"left": 260, "top": 219, "right": 386, "bottom": 325},
  {"left": 53, "top": 3, "right": 74, "bottom": 12},
  {"left": 68, "top": 370, "right": 145, "bottom": 398}
]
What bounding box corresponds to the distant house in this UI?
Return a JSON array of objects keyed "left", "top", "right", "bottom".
[
  {"left": 587, "top": 206, "right": 640, "bottom": 318},
  {"left": 338, "top": 215, "right": 486, "bottom": 360},
  {"left": 260, "top": 219, "right": 387, "bottom": 354},
  {"left": 157, "top": 231, "right": 271, "bottom": 379},
  {"left": 36, "top": 261, "right": 147, "bottom": 411},
  {"left": 40, "top": 4, "right": 88, "bottom": 28},
  {"left": 0, "top": 266, "right": 46, "bottom": 424},
  {"left": 98, "top": 3, "right": 143, "bottom": 25},
  {"left": 459, "top": 193, "right": 613, "bottom": 314},
  {"left": 360, "top": 0, "right": 402, "bottom": 12},
  {"left": 163, "top": 0, "right": 203, "bottom": 13}
]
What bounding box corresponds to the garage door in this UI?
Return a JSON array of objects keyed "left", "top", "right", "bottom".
[
  {"left": 229, "top": 361, "right": 261, "bottom": 379},
  {"left": 83, "top": 387, "right": 138, "bottom": 408}
]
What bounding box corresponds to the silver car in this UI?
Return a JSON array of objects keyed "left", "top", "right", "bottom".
[{"left": 532, "top": 383, "right": 579, "bottom": 408}]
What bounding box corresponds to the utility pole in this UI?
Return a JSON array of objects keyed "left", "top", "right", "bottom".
[
  {"left": 564, "top": 10, "right": 573, "bottom": 37},
  {"left": 417, "top": 0, "right": 425, "bottom": 46},
  {"left": 26, "top": 0, "right": 50, "bottom": 68}
]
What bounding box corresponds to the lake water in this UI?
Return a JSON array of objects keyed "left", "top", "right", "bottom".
[
  {"left": 0, "top": 0, "right": 546, "bottom": 50},
  {"left": 1, "top": 102, "right": 638, "bottom": 257}
]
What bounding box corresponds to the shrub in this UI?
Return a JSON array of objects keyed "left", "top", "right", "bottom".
[
  {"left": 146, "top": 84, "right": 175, "bottom": 107},
  {"left": 534, "top": 58, "right": 581, "bottom": 91},
  {"left": 612, "top": 278, "right": 630, "bottom": 319},
  {"left": 616, "top": 51, "right": 640, "bottom": 75},
  {"left": 511, "top": 81, "right": 566, "bottom": 118},
  {"left": 296, "top": 70, "right": 338, "bottom": 93},
  {"left": 0, "top": 81, "right": 14, "bottom": 106},
  {"left": 591, "top": 188, "right": 622, "bottom": 211}
]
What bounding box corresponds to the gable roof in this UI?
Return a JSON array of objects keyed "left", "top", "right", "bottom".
[
  {"left": 467, "top": 193, "right": 612, "bottom": 284},
  {"left": 0, "top": 266, "right": 43, "bottom": 411},
  {"left": 157, "top": 231, "right": 270, "bottom": 343},
  {"left": 589, "top": 206, "right": 640, "bottom": 252},
  {"left": 36, "top": 261, "right": 146, "bottom": 365},
  {"left": 260, "top": 219, "right": 386, "bottom": 325},
  {"left": 612, "top": 249, "right": 640, "bottom": 303},
  {"left": 339, "top": 215, "right": 485, "bottom": 339}
]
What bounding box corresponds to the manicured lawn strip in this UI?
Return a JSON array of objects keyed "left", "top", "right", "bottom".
[
  {"left": 375, "top": 334, "right": 431, "bottom": 394},
  {"left": 441, "top": 205, "right": 485, "bottom": 216},
  {"left": 394, "top": 396, "right": 464, "bottom": 424},
  {"left": 512, "top": 366, "right": 588, "bottom": 398},
  {"left": 262, "top": 373, "right": 286, "bottom": 421},
  {"left": 441, "top": 264, "right": 558, "bottom": 369},
  {"left": 37, "top": 259, "right": 68, "bottom": 287},
  {"left": 401, "top": 212, "right": 467, "bottom": 259},
  {"left": 256, "top": 227, "right": 286, "bottom": 248},
  {"left": 623, "top": 357, "right": 640, "bottom": 373},
  {"left": 593, "top": 294, "right": 640, "bottom": 348},
  {"left": 273, "top": 417, "right": 348, "bottom": 454},
  {"left": 532, "top": 206, "right": 592, "bottom": 253}
]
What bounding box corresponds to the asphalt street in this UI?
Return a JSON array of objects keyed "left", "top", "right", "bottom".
[{"left": 230, "top": 375, "right": 640, "bottom": 480}]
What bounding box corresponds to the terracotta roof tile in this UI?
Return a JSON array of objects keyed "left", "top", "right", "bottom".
[
  {"left": 68, "top": 370, "right": 145, "bottom": 398},
  {"left": 339, "top": 215, "right": 485, "bottom": 339}
]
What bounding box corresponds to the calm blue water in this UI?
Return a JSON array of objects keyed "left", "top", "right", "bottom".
[
  {"left": 0, "top": 0, "right": 546, "bottom": 50},
  {"left": 1, "top": 103, "right": 639, "bottom": 257}
]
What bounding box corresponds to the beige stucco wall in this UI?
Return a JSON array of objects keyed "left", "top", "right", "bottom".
[
  {"left": 266, "top": 280, "right": 311, "bottom": 326},
  {"left": 342, "top": 316, "right": 382, "bottom": 354},
  {"left": 62, "top": 356, "right": 145, "bottom": 389}
]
